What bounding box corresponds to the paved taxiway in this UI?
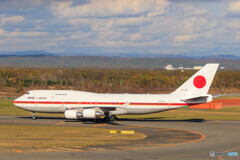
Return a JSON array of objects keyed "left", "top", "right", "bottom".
[{"left": 0, "top": 115, "right": 240, "bottom": 160}]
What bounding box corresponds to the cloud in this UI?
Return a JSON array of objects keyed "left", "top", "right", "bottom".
[
  {"left": 51, "top": 0, "right": 170, "bottom": 18},
  {"left": 174, "top": 34, "right": 199, "bottom": 42},
  {"left": 1, "top": 0, "right": 240, "bottom": 56},
  {"left": 1, "top": 16, "right": 25, "bottom": 25},
  {"left": 114, "top": 17, "right": 150, "bottom": 27},
  {"left": 182, "top": 17, "right": 216, "bottom": 34},
  {"left": 169, "top": 0, "right": 218, "bottom": 2},
  {"left": 130, "top": 33, "right": 143, "bottom": 41},
  {"left": 0, "top": 0, "right": 43, "bottom": 9},
  {"left": 229, "top": 1, "right": 240, "bottom": 15},
  {"left": 69, "top": 16, "right": 150, "bottom": 30},
  {"left": 7, "top": 31, "right": 49, "bottom": 37},
  {"left": 0, "top": 28, "right": 6, "bottom": 36},
  {"left": 92, "top": 39, "right": 161, "bottom": 47},
  {"left": 46, "top": 42, "right": 57, "bottom": 46},
  {"left": 227, "top": 19, "right": 240, "bottom": 29},
  {"left": 236, "top": 32, "right": 240, "bottom": 41},
  {"left": 186, "top": 8, "right": 207, "bottom": 16},
  {"left": 178, "top": 3, "right": 207, "bottom": 16}
]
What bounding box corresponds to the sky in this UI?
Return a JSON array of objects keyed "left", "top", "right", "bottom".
[{"left": 0, "top": 0, "right": 240, "bottom": 56}]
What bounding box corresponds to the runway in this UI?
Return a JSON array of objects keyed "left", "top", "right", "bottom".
[{"left": 0, "top": 115, "right": 239, "bottom": 160}]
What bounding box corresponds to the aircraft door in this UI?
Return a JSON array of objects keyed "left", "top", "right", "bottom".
[{"left": 35, "top": 97, "right": 38, "bottom": 107}]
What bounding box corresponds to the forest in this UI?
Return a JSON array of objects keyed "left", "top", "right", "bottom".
[
  {"left": 0, "top": 56, "right": 239, "bottom": 70},
  {"left": 0, "top": 68, "right": 239, "bottom": 95}
]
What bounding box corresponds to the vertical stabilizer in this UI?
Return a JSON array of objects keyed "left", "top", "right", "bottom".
[{"left": 171, "top": 63, "right": 219, "bottom": 95}]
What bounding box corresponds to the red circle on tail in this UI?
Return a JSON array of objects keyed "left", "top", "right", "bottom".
[{"left": 193, "top": 75, "right": 206, "bottom": 88}]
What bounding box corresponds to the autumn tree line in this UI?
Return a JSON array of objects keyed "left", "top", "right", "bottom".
[{"left": 0, "top": 68, "right": 239, "bottom": 95}]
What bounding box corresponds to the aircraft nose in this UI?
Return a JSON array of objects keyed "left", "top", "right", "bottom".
[{"left": 13, "top": 96, "right": 22, "bottom": 107}]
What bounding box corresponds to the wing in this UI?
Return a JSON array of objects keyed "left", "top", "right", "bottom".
[
  {"left": 65, "top": 102, "right": 130, "bottom": 117},
  {"left": 66, "top": 102, "right": 130, "bottom": 110}
]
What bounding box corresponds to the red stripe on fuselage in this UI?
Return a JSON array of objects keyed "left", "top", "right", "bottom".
[{"left": 13, "top": 101, "right": 200, "bottom": 106}]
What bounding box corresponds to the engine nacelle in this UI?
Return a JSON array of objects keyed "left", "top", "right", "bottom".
[
  {"left": 83, "top": 108, "right": 104, "bottom": 118},
  {"left": 64, "top": 109, "right": 104, "bottom": 119},
  {"left": 83, "top": 109, "right": 96, "bottom": 118},
  {"left": 64, "top": 110, "right": 82, "bottom": 119}
]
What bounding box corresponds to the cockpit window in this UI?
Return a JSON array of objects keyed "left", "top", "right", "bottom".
[{"left": 25, "top": 92, "right": 30, "bottom": 94}]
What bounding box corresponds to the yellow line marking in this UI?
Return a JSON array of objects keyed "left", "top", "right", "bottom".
[
  {"left": 147, "top": 144, "right": 173, "bottom": 146},
  {"left": 152, "top": 128, "right": 176, "bottom": 131},
  {"left": 218, "top": 155, "right": 224, "bottom": 160},
  {"left": 115, "top": 147, "right": 140, "bottom": 150},
  {"left": 170, "top": 129, "right": 206, "bottom": 146},
  {"left": 55, "top": 122, "right": 65, "bottom": 125},
  {"left": 174, "top": 136, "right": 200, "bottom": 138},
  {"left": 153, "top": 129, "right": 190, "bottom": 133},
  {"left": 13, "top": 149, "right": 22, "bottom": 153},
  {"left": 219, "top": 147, "right": 240, "bottom": 160},
  {"left": 167, "top": 132, "right": 188, "bottom": 134},
  {"left": 127, "top": 126, "right": 145, "bottom": 128},
  {"left": 94, "top": 124, "right": 109, "bottom": 127},
  {"left": 167, "top": 140, "right": 188, "bottom": 141},
  {"left": 110, "top": 130, "right": 135, "bottom": 135}
]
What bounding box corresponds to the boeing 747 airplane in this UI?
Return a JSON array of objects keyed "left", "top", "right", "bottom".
[{"left": 13, "top": 63, "right": 219, "bottom": 121}]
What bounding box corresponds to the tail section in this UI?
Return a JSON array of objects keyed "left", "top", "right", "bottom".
[{"left": 171, "top": 63, "right": 219, "bottom": 96}]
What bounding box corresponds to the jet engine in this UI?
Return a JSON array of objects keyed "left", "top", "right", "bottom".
[
  {"left": 64, "top": 109, "right": 104, "bottom": 119},
  {"left": 82, "top": 108, "right": 104, "bottom": 118},
  {"left": 64, "top": 110, "right": 82, "bottom": 119}
]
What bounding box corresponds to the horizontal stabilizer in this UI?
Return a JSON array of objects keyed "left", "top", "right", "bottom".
[
  {"left": 181, "top": 95, "right": 210, "bottom": 101},
  {"left": 213, "top": 95, "right": 222, "bottom": 99}
]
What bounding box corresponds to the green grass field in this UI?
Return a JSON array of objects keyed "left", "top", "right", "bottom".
[
  {"left": 0, "top": 125, "right": 145, "bottom": 152},
  {"left": 0, "top": 100, "right": 147, "bottom": 152},
  {"left": 214, "top": 96, "right": 240, "bottom": 99},
  {"left": 1, "top": 99, "right": 240, "bottom": 121}
]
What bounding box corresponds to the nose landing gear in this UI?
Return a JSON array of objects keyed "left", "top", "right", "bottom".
[{"left": 32, "top": 112, "right": 37, "bottom": 120}]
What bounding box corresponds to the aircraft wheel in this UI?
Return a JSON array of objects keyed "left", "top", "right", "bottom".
[
  {"left": 103, "top": 116, "right": 108, "bottom": 122},
  {"left": 108, "top": 115, "right": 116, "bottom": 122},
  {"left": 95, "top": 118, "right": 102, "bottom": 122},
  {"left": 32, "top": 112, "right": 37, "bottom": 120},
  {"left": 32, "top": 115, "right": 37, "bottom": 120},
  {"left": 103, "top": 115, "right": 116, "bottom": 122},
  {"left": 110, "top": 116, "right": 115, "bottom": 122}
]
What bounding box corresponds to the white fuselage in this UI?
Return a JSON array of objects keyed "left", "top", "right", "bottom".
[{"left": 13, "top": 90, "right": 209, "bottom": 115}]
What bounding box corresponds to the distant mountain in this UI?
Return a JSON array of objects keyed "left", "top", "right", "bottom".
[
  {"left": 65, "top": 52, "right": 240, "bottom": 59},
  {"left": 0, "top": 50, "right": 239, "bottom": 70},
  {"left": 198, "top": 55, "right": 240, "bottom": 59},
  {"left": 0, "top": 50, "right": 58, "bottom": 57},
  {"left": 0, "top": 50, "right": 239, "bottom": 59},
  {"left": 0, "top": 55, "right": 238, "bottom": 70}
]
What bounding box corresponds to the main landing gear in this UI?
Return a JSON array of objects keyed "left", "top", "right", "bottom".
[
  {"left": 103, "top": 115, "right": 117, "bottom": 122},
  {"left": 32, "top": 112, "right": 37, "bottom": 120},
  {"left": 94, "top": 115, "right": 117, "bottom": 122}
]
